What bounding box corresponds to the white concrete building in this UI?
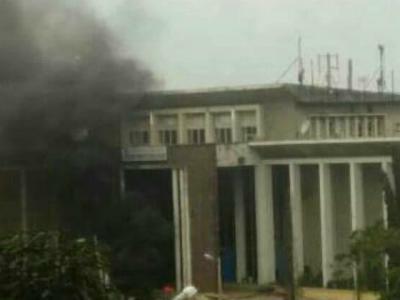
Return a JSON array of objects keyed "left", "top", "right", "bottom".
[{"left": 121, "top": 84, "right": 398, "bottom": 291}]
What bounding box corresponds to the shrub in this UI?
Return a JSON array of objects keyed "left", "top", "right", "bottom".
[{"left": 0, "top": 231, "right": 116, "bottom": 299}]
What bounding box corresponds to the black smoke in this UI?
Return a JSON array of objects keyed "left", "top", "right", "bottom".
[{"left": 0, "top": 0, "right": 155, "bottom": 158}]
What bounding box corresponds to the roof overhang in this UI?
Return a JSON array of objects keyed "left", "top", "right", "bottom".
[{"left": 249, "top": 138, "right": 400, "bottom": 159}]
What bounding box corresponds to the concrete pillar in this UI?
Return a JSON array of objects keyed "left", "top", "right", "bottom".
[
  {"left": 350, "top": 163, "right": 365, "bottom": 231},
  {"left": 289, "top": 164, "right": 304, "bottom": 278},
  {"left": 381, "top": 161, "right": 392, "bottom": 286},
  {"left": 234, "top": 168, "right": 247, "bottom": 283},
  {"left": 255, "top": 164, "right": 276, "bottom": 284},
  {"left": 171, "top": 168, "right": 192, "bottom": 287},
  {"left": 179, "top": 169, "right": 192, "bottom": 286},
  {"left": 172, "top": 169, "right": 183, "bottom": 290},
  {"left": 381, "top": 162, "right": 393, "bottom": 229},
  {"left": 319, "top": 163, "right": 335, "bottom": 287}
]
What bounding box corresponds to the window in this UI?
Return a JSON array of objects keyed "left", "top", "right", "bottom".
[
  {"left": 187, "top": 129, "right": 205, "bottom": 144},
  {"left": 215, "top": 128, "right": 232, "bottom": 144},
  {"left": 129, "top": 130, "right": 149, "bottom": 146},
  {"left": 159, "top": 129, "right": 177, "bottom": 145},
  {"left": 157, "top": 114, "right": 178, "bottom": 145},
  {"left": 237, "top": 110, "right": 257, "bottom": 142},
  {"left": 241, "top": 126, "right": 257, "bottom": 142}
]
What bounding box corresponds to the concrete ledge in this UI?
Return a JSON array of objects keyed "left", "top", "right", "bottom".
[{"left": 301, "top": 287, "right": 379, "bottom": 300}]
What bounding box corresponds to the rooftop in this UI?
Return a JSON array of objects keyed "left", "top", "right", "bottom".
[{"left": 129, "top": 83, "right": 400, "bottom": 110}]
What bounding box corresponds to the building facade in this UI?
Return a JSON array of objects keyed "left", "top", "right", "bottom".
[{"left": 121, "top": 84, "right": 399, "bottom": 291}]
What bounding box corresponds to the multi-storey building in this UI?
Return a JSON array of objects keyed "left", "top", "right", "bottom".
[{"left": 121, "top": 83, "right": 400, "bottom": 292}]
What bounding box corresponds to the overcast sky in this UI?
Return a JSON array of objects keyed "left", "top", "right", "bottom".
[{"left": 88, "top": 0, "right": 400, "bottom": 91}]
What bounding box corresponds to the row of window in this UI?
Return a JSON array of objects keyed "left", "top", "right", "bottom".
[{"left": 128, "top": 126, "right": 257, "bottom": 146}]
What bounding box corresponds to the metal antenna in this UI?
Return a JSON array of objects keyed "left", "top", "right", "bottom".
[
  {"left": 326, "top": 53, "right": 332, "bottom": 89},
  {"left": 317, "top": 54, "right": 321, "bottom": 85},
  {"left": 310, "top": 59, "right": 314, "bottom": 86},
  {"left": 377, "top": 44, "right": 386, "bottom": 92},
  {"left": 298, "top": 37, "right": 305, "bottom": 85},
  {"left": 392, "top": 69, "right": 395, "bottom": 95},
  {"left": 347, "top": 59, "right": 353, "bottom": 91}
]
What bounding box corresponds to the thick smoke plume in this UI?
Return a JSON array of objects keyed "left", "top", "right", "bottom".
[{"left": 0, "top": 0, "right": 154, "bottom": 159}]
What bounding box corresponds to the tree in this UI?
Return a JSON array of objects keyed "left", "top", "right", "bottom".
[{"left": 0, "top": 231, "right": 117, "bottom": 300}]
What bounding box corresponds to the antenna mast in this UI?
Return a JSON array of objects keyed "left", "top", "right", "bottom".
[
  {"left": 298, "top": 37, "right": 305, "bottom": 85},
  {"left": 326, "top": 53, "right": 332, "bottom": 89},
  {"left": 377, "top": 44, "right": 386, "bottom": 92},
  {"left": 310, "top": 59, "right": 314, "bottom": 86},
  {"left": 347, "top": 59, "right": 353, "bottom": 91}
]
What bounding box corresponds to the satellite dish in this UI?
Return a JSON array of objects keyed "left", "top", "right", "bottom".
[{"left": 299, "top": 120, "right": 311, "bottom": 136}]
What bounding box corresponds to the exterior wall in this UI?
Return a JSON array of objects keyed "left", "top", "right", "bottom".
[
  {"left": 262, "top": 98, "right": 302, "bottom": 141},
  {"left": 168, "top": 145, "right": 219, "bottom": 292}
]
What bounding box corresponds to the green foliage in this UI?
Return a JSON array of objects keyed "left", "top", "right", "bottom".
[
  {"left": 333, "top": 223, "right": 400, "bottom": 300},
  {"left": 90, "top": 195, "right": 175, "bottom": 299},
  {"left": 0, "top": 231, "right": 116, "bottom": 300}
]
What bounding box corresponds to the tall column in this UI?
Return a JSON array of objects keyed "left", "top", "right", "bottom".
[
  {"left": 234, "top": 168, "right": 247, "bottom": 283},
  {"left": 381, "top": 162, "right": 392, "bottom": 285},
  {"left": 289, "top": 164, "right": 304, "bottom": 278},
  {"left": 255, "top": 164, "right": 276, "bottom": 284},
  {"left": 179, "top": 168, "right": 192, "bottom": 286},
  {"left": 350, "top": 163, "right": 365, "bottom": 231},
  {"left": 172, "top": 169, "right": 183, "bottom": 290},
  {"left": 319, "top": 163, "right": 335, "bottom": 287},
  {"left": 381, "top": 162, "right": 393, "bottom": 229}
]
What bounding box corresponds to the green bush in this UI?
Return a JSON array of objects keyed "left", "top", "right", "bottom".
[
  {"left": 0, "top": 231, "right": 117, "bottom": 299},
  {"left": 333, "top": 223, "right": 400, "bottom": 300}
]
